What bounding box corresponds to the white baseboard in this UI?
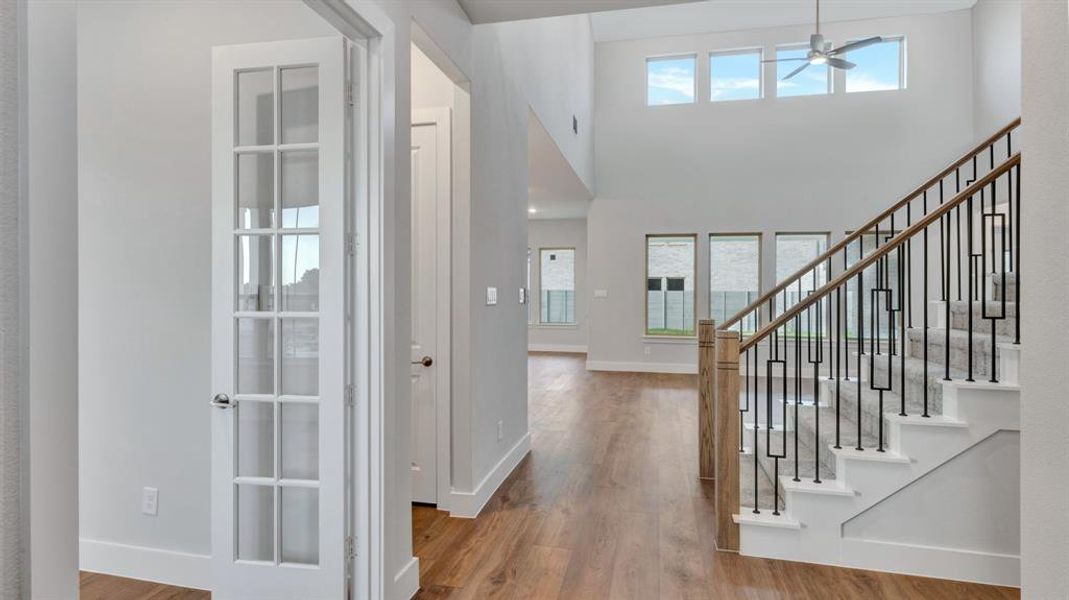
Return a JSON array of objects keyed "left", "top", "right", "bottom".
[
  {"left": 393, "top": 556, "right": 420, "bottom": 600},
  {"left": 446, "top": 432, "right": 531, "bottom": 518},
  {"left": 80, "top": 538, "right": 210, "bottom": 590},
  {"left": 528, "top": 343, "right": 587, "bottom": 353},
  {"left": 585, "top": 359, "right": 697, "bottom": 374},
  {"left": 841, "top": 538, "right": 1020, "bottom": 588}
]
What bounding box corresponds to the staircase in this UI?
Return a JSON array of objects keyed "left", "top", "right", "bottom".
[{"left": 701, "top": 119, "right": 1022, "bottom": 587}]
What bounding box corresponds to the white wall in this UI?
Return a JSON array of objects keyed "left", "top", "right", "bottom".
[
  {"left": 27, "top": 1, "right": 79, "bottom": 597},
  {"left": 1020, "top": 1, "right": 1068, "bottom": 596},
  {"left": 971, "top": 0, "right": 1021, "bottom": 137},
  {"left": 77, "top": 0, "right": 336, "bottom": 584},
  {"left": 588, "top": 10, "right": 977, "bottom": 372},
  {"left": 528, "top": 218, "right": 588, "bottom": 352}
]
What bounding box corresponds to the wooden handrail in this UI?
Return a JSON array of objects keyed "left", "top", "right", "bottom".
[
  {"left": 739, "top": 152, "right": 1021, "bottom": 353},
  {"left": 718, "top": 117, "right": 1021, "bottom": 332}
]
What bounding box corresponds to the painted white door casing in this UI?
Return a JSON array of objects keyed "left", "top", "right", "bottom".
[{"left": 211, "top": 36, "right": 348, "bottom": 600}]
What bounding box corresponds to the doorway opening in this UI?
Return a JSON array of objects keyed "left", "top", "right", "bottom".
[{"left": 408, "top": 28, "right": 472, "bottom": 513}]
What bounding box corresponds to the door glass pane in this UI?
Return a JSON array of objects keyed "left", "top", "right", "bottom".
[
  {"left": 280, "top": 402, "right": 318, "bottom": 479},
  {"left": 237, "top": 153, "right": 274, "bottom": 229},
  {"left": 238, "top": 235, "right": 275, "bottom": 311},
  {"left": 237, "top": 484, "right": 274, "bottom": 561},
  {"left": 281, "top": 151, "right": 319, "bottom": 229},
  {"left": 281, "top": 234, "right": 320, "bottom": 311},
  {"left": 237, "top": 401, "right": 275, "bottom": 477},
  {"left": 237, "top": 69, "right": 274, "bottom": 146},
  {"left": 281, "top": 66, "right": 318, "bottom": 144},
  {"left": 539, "top": 249, "right": 575, "bottom": 324},
  {"left": 280, "top": 487, "right": 319, "bottom": 565},
  {"left": 237, "top": 318, "right": 275, "bottom": 395},
  {"left": 281, "top": 318, "right": 318, "bottom": 396}
]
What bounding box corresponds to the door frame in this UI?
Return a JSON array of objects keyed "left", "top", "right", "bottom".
[
  {"left": 303, "top": 2, "right": 387, "bottom": 598},
  {"left": 411, "top": 108, "right": 453, "bottom": 510}
]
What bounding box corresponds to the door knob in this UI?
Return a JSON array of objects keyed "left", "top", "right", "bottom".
[
  {"left": 412, "top": 356, "right": 433, "bottom": 367},
  {"left": 210, "top": 393, "right": 234, "bottom": 409}
]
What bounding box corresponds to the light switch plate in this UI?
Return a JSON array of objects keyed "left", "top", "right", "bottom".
[
  {"left": 142, "top": 487, "right": 159, "bottom": 516},
  {"left": 519, "top": 287, "right": 527, "bottom": 304},
  {"left": 486, "top": 287, "right": 498, "bottom": 305},
  {"left": 594, "top": 289, "right": 608, "bottom": 298}
]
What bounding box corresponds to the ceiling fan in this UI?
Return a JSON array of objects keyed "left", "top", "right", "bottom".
[{"left": 762, "top": 0, "right": 883, "bottom": 81}]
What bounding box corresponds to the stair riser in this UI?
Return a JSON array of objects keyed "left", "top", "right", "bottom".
[
  {"left": 750, "top": 426, "right": 838, "bottom": 484},
  {"left": 866, "top": 359, "right": 947, "bottom": 414},
  {"left": 907, "top": 335, "right": 999, "bottom": 380}
]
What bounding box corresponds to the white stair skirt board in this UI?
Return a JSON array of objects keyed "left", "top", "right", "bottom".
[
  {"left": 80, "top": 538, "right": 211, "bottom": 591},
  {"left": 393, "top": 556, "right": 420, "bottom": 600},
  {"left": 737, "top": 377, "right": 1022, "bottom": 587},
  {"left": 528, "top": 343, "right": 588, "bottom": 353},
  {"left": 447, "top": 432, "right": 531, "bottom": 518}
]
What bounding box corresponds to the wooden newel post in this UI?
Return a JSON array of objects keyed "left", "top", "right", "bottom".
[
  {"left": 714, "top": 329, "right": 741, "bottom": 552},
  {"left": 698, "top": 320, "right": 716, "bottom": 480}
]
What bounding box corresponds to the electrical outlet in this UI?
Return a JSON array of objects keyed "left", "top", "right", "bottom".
[
  {"left": 497, "top": 420, "right": 504, "bottom": 442},
  {"left": 142, "top": 487, "right": 159, "bottom": 516},
  {"left": 594, "top": 289, "right": 608, "bottom": 298},
  {"left": 644, "top": 346, "right": 651, "bottom": 356}
]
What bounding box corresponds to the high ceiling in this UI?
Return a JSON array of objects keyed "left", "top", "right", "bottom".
[
  {"left": 457, "top": 0, "right": 701, "bottom": 24},
  {"left": 590, "top": 0, "right": 977, "bottom": 42},
  {"left": 527, "top": 110, "right": 592, "bottom": 220}
]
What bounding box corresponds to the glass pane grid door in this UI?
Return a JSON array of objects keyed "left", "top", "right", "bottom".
[
  {"left": 233, "top": 62, "right": 322, "bottom": 569},
  {"left": 213, "top": 37, "right": 347, "bottom": 598}
]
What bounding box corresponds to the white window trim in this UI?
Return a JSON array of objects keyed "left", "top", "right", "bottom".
[
  {"left": 841, "top": 35, "right": 907, "bottom": 93},
  {"left": 645, "top": 53, "right": 698, "bottom": 107},
  {"left": 708, "top": 47, "right": 764, "bottom": 102}
]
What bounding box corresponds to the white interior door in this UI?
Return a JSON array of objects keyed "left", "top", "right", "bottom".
[
  {"left": 211, "top": 37, "right": 348, "bottom": 599},
  {"left": 410, "top": 123, "right": 439, "bottom": 504}
]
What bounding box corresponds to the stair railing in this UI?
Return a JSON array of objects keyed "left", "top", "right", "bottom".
[
  {"left": 717, "top": 118, "right": 1020, "bottom": 336},
  {"left": 706, "top": 149, "right": 1021, "bottom": 551}
]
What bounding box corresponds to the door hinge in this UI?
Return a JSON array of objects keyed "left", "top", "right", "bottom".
[
  {"left": 345, "top": 232, "right": 357, "bottom": 256},
  {"left": 345, "top": 383, "right": 355, "bottom": 406},
  {"left": 346, "top": 535, "right": 356, "bottom": 559},
  {"left": 347, "top": 81, "right": 355, "bottom": 107}
]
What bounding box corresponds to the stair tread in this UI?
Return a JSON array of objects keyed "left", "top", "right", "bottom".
[
  {"left": 829, "top": 445, "right": 910, "bottom": 463},
  {"left": 735, "top": 508, "right": 801, "bottom": 529},
  {"left": 780, "top": 476, "right": 855, "bottom": 497}
]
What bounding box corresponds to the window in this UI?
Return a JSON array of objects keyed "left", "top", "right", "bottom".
[
  {"left": 710, "top": 234, "right": 761, "bottom": 334},
  {"left": 647, "top": 55, "right": 696, "bottom": 106},
  {"left": 710, "top": 49, "right": 762, "bottom": 101},
  {"left": 776, "top": 45, "right": 830, "bottom": 97},
  {"left": 775, "top": 233, "right": 830, "bottom": 336},
  {"left": 845, "top": 37, "right": 904, "bottom": 93},
  {"left": 845, "top": 230, "right": 901, "bottom": 339},
  {"left": 646, "top": 235, "right": 696, "bottom": 336},
  {"left": 539, "top": 248, "right": 575, "bottom": 324}
]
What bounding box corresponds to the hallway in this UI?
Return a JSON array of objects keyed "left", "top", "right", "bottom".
[{"left": 411, "top": 353, "right": 1019, "bottom": 599}]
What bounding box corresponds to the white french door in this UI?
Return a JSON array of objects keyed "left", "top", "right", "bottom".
[{"left": 211, "top": 37, "right": 349, "bottom": 600}]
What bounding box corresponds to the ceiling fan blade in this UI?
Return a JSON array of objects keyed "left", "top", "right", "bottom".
[
  {"left": 829, "top": 36, "right": 883, "bottom": 56},
  {"left": 761, "top": 57, "right": 807, "bottom": 63},
  {"left": 782, "top": 62, "right": 810, "bottom": 81},
  {"left": 826, "top": 57, "right": 856, "bottom": 70}
]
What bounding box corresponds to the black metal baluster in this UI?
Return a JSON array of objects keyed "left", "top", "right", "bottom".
[
  {"left": 1015, "top": 163, "right": 1021, "bottom": 345},
  {"left": 922, "top": 190, "right": 931, "bottom": 417},
  {"left": 794, "top": 314, "right": 801, "bottom": 482},
  {"left": 856, "top": 270, "right": 864, "bottom": 452},
  {"left": 967, "top": 192, "right": 975, "bottom": 382},
  {"left": 835, "top": 286, "right": 842, "bottom": 449},
  {"left": 753, "top": 344, "right": 760, "bottom": 514}
]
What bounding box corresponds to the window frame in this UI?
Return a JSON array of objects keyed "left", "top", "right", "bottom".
[
  {"left": 773, "top": 42, "right": 832, "bottom": 98},
  {"left": 842, "top": 35, "right": 907, "bottom": 93},
  {"left": 708, "top": 47, "right": 764, "bottom": 103},
  {"left": 709, "top": 232, "right": 763, "bottom": 333},
  {"left": 644, "top": 233, "right": 698, "bottom": 337},
  {"left": 538, "top": 246, "right": 577, "bottom": 326},
  {"left": 645, "top": 53, "right": 698, "bottom": 107}
]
